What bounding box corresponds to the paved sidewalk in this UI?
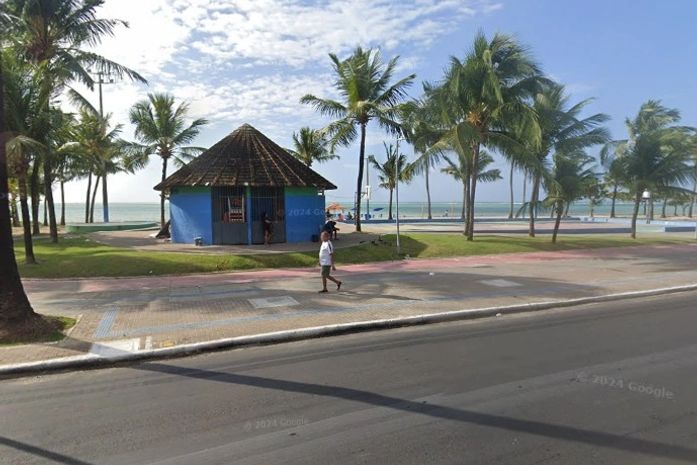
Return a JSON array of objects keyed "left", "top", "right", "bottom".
[{"left": 3, "top": 243, "right": 697, "bottom": 367}]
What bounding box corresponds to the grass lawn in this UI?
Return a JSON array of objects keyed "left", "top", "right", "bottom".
[{"left": 13, "top": 233, "right": 694, "bottom": 279}]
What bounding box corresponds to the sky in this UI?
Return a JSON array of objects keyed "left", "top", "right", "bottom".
[{"left": 62, "top": 0, "right": 697, "bottom": 206}]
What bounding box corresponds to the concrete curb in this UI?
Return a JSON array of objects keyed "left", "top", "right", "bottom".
[{"left": 2, "top": 283, "right": 697, "bottom": 377}]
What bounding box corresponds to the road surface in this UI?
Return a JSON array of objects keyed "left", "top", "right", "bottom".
[{"left": 2, "top": 292, "right": 697, "bottom": 464}]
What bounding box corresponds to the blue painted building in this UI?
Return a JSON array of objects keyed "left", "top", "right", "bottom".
[{"left": 155, "top": 124, "right": 336, "bottom": 245}]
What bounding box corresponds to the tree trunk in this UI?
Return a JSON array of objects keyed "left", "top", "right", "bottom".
[
  {"left": 552, "top": 201, "right": 563, "bottom": 244},
  {"left": 563, "top": 202, "right": 570, "bottom": 218},
  {"left": 102, "top": 172, "right": 109, "bottom": 223},
  {"left": 689, "top": 178, "right": 696, "bottom": 218},
  {"left": 463, "top": 177, "right": 469, "bottom": 235},
  {"left": 90, "top": 175, "right": 100, "bottom": 223},
  {"left": 43, "top": 197, "right": 47, "bottom": 226},
  {"left": 610, "top": 183, "right": 618, "bottom": 218},
  {"left": 528, "top": 175, "right": 540, "bottom": 237},
  {"left": 0, "top": 59, "right": 39, "bottom": 327},
  {"left": 461, "top": 182, "right": 467, "bottom": 220},
  {"left": 160, "top": 157, "right": 169, "bottom": 228},
  {"left": 425, "top": 167, "right": 432, "bottom": 220},
  {"left": 508, "top": 163, "right": 514, "bottom": 219},
  {"left": 60, "top": 180, "right": 65, "bottom": 226},
  {"left": 521, "top": 171, "right": 527, "bottom": 218},
  {"left": 674, "top": 204, "right": 678, "bottom": 216},
  {"left": 649, "top": 198, "right": 654, "bottom": 222},
  {"left": 354, "top": 124, "right": 366, "bottom": 232},
  {"left": 85, "top": 172, "right": 92, "bottom": 223},
  {"left": 466, "top": 143, "right": 480, "bottom": 241},
  {"left": 661, "top": 199, "right": 667, "bottom": 218},
  {"left": 30, "top": 161, "right": 40, "bottom": 235},
  {"left": 18, "top": 174, "right": 36, "bottom": 264},
  {"left": 630, "top": 191, "right": 641, "bottom": 239},
  {"left": 388, "top": 188, "right": 393, "bottom": 220},
  {"left": 10, "top": 194, "right": 19, "bottom": 227},
  {"left": 43, "top": 155, "right": 58, "bottom": 243}
]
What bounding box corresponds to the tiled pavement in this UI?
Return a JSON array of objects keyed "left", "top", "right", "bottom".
[{"left": 3, "top": 243, "right": 697, "bottom": 367}]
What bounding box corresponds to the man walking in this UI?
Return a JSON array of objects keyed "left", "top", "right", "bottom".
[{"left": 318, "top": 231, "right": 342, "bottom": 293}]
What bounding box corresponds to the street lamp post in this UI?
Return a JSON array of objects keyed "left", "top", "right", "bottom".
[
  {"left": 642, "top": 190, "right": 651, "bottom": 224},
  {"left": 90, "top": 69, "right": 115, "bottom": 223}
]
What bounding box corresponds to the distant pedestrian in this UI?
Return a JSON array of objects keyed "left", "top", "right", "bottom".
[
  {"left": 261, "top": 211, "right": 273, "bottom": 245},
  {"left": 318, "top": 231, "right": 342, "bottom": 293}
]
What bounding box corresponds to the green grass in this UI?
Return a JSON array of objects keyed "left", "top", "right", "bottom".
[
  {"left": 0, "top": 315, "right": 77, "bottom": 346},
  {"left": 13, "top": 233, "right": 694, "bottom": 279}
]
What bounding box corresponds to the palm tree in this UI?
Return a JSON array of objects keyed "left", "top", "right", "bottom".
[
  {"left": 442, "top": 148, "right": 501, "bottom": 223},
  {"left": 609, "top": 101, "right": 694, "bottom": 238},
  {"left": 127, "top": 93, "right": 208, "bottom": 227},
  {"left": 544, "top": 151, "right": 597, "bottom": 243},
  {"left": 433, "top": 32, "right": 543, "bottom": 240},
  {"left": 0, "top": 41, "right": 50, "bottom": 334},
  {"left": 1, "top": 0, "right": 146, "bottom": 242},
  {"left": 301, "top": 47, "right": 415, "bottom": 231},
  {"left": 524, "top": 83, "right": 610, "bottom": 237},
  {"left": 287, "top": 127, "right": 337, "bottom": 167},
  {"left": 400, "top": 94, "right": 444, "bottom": 220},
  {"left": 367, "top": 142, "right": 413, "bottom": 220}
]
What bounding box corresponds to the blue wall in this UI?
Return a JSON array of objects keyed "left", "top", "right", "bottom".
[
  {"left": 285, "top": 187, "right": 326, "bottom": 243},
  {"left": 170, "top": 187, "right": 213, "bottom": 245}
]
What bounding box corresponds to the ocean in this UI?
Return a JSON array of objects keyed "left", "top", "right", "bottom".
[{"left": 49, "top": 200, "right": 650, "bottom": 224}]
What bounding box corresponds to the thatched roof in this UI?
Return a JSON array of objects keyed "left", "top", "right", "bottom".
[{"left": 154, "top": 123, "right": 336, "bottom": 191}]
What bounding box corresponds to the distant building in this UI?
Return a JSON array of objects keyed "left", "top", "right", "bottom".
[{"left": 155, "top": 123, "right": 336, "bottom": 245}]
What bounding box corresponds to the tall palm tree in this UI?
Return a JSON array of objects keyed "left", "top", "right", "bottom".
[
  {"left": 288, "top": 127, "right": 337, "bottom": 167},
  {"left": 433, "top": 32, "right": 542, "bottom": 240},
  {"left": 400, "top": 93, "right": 444, "bottom": 220},
  {"left": 442, "top": 148, "right": 501, "bottom": 223},
  {"left": 524, "top": 83, "right": 610, "bottom": 237},
  {"left": 367, "top": 142, "right": 413, "bottom": 220},
  {"left": 127, "top": 93, "right": 208, "bottom": 227},
  {"left": 0, "top": 41, "right": 48, "bottom": 333},
  {"left": 1, "top": 0, "right": 146, "bottom": 242},
  {"left": 609, "top": 101, "right": 694, "bottom": 238},
  {"left": 301, "top": 47, "right": 415, "bottom": 231},
  {"left": 544, "top": 151, "right": 597, "bottom": 243}
]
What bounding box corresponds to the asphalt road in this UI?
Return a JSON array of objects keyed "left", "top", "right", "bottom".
[{"left": 2, "top": 292, "right": 697, "bottom": 465}]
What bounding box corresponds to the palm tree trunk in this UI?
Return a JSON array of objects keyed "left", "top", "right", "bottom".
[
  {"left": 160, "top": 157, "right": 169, "bottom": 228},
  {"left": 528, "top": 175, "right": 540, "bottom": 237},
  {"left": 467, "top": 144, "right": 480, "bottom": 241},
  {"left": 18, "top": 173, "right": 36, "bottom": 264},
  {"left": 630, "top": 191, "right": 641, "bottom": 239},
  {"left": 30, "top": 162, "right": 40, "bottom": 235},
  {"left": 552, "top": 201, "right": 563, "bottom": 244},
  {"left": 388, "top": 188, "right": 393, "bottom": 220},
  {"left": 610, "top": 183, "right": 618, "bottom": 218},
  {"left": 0, "top": 59, "right": 39, "bottom": 326},
  {"left": 463, "top": 177, "right": 469, "bottom": 235},
  {"left": 102, "top": 172, "right": 109, "bottom": 223},
  {"left": 90, "top": 175, "right": 100, "bottom": 223},
  {"left": 508, "top": 163, "right": 514, "bottom": 219},
  {"left": 85, "top": 172, "right": 92, "bottom": 223},
  {"left": 563, "top": 202, "right": 570, "bottom": 218},
  {"left": 425, "top": 167, "right": 432, "bottom": 220},
  {"left": 461, "top": 182, "right": 467, "bottom": 220},
  {"left": 60, "top": 180, "right": 66, "bottom": 226},
  {"left": 42, "top": 155, "right": 58, "bottom": 243},
  {"left": 689, "top": 178, "right": 696, "bottom": 218},
  {"left": 521, "top": 171, "right": 527, "bottom": 219},
  {"left": 354, "top": 124, "right": 367, "bottom": 232},
  {"left": 10, "top": 194, "right": 19, "bottom": 227}
]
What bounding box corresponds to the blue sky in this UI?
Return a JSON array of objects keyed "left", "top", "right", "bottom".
[{"left": 64, "top": 0, "right": 697, "bottom": 206}]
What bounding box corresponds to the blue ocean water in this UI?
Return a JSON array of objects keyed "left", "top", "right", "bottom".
[{"left": 51, "top": 200, "right": 651, "bottom": 224}]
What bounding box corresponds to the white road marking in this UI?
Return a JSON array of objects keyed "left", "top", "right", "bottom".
[
  {"left": 89, "top": 338, "right": 141, "bottom": 357},
  {"left": 479, "top": 279, "right": 522, "bottom": 288},
  {"left": 249, "top": 296, "right": 299, "bottom": 309}
]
